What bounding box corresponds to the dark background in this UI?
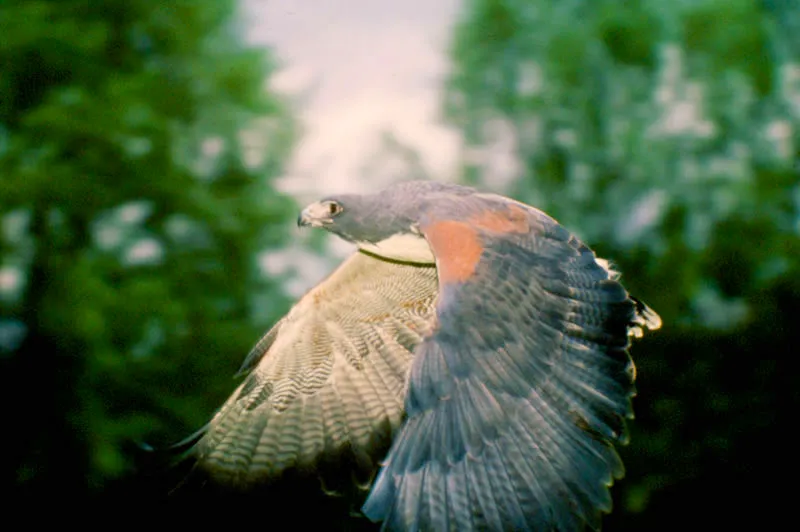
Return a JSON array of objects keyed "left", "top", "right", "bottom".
[{"left": 1, "top": 0, "right": 793, "bottom": 528}]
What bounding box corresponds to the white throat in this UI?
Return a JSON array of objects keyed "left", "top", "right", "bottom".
[{"left": 357, "top": 232, "right": 435, "bottom": 264}]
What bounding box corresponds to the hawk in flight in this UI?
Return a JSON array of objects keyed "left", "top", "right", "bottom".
[{"left": 187, "top": 181, "right": 661, "bottom": 530}]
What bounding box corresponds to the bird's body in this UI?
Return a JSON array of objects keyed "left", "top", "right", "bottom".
[{"left": 189, "top": 181, "right": 661, "bottom": 531}]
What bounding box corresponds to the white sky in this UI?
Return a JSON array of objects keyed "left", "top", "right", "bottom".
[
  {"left": 242, "top": 0, "right": 463, "bottom": 200},
  {"left": 241, "top": 1, "right": 466, "bottom": 293}
]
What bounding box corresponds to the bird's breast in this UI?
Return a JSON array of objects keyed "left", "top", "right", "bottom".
[{"left": 356, "top": 232, "right": 436, "bottom": 264}]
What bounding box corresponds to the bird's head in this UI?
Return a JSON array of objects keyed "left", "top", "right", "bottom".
[{"left": 297, "top": 180, "right": 474, "bottom": 264}]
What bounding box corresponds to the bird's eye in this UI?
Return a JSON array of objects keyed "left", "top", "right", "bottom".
[{"left": 326, "top": 201, "right": 343, "bottom": 217}]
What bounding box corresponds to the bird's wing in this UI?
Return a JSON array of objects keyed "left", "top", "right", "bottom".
[
  {"left": 363, "top": 199, "right": 660, "bottom": 531},
  {"left": 193, "top": 251, "right": 439, "bottom": 490}
]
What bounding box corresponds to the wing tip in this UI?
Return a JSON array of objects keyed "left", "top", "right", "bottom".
[
  {"left": 630, "top": 296, "right": 662, "bottom": 336},
  {"left": 595, "top": 258, "right": 621, "bottom": 280},
  {"left": 361, "top": 468, "right": 395, "bottom": 524}
]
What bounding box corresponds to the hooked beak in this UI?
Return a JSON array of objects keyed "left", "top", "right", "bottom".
[{"left": 297, "top": 201, "right": 331, "bottom": 228}]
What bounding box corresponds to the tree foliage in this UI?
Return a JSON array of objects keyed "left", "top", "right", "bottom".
[
  {"left": 0, "top": 0, "right": 297, "bottom": 497},
  {"left": 446, "top": 0, "right": 795, "bottom": 527}
]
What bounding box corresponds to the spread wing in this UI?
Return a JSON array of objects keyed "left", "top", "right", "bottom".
[
  {"left": 193, "top": 251, "right": 438, "bottom": 491},
  {"left": 363, "top": 200, "right": 661, "bottom": 531}
]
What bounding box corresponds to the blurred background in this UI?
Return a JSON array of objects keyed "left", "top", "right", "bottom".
[{"left": 0, "top": 0, "right": 795, "bottom": 528}]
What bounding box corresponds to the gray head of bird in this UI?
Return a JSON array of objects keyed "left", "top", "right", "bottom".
[{"left": 297, "top": 180, "right": 474, "bottom": 264}]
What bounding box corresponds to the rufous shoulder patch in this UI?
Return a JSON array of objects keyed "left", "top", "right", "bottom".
[
  {"left": 469, "top": 204, "right": 529, "bottom": 234},
  {"left": 422, "top": 220, "right": 483, "bottom": 284},
  {"left": 422, "top": 205, "right": 529, "bottom": 285}
]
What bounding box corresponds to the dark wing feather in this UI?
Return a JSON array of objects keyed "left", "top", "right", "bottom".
[
  {"left": 363, "top": 201, "right": 660, "bottom": 531},
  {"left": 193, "top": 251, "right": 438, "bottom": 491}
]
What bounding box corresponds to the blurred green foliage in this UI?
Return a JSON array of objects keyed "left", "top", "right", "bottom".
[
  {"left": 0, "top": 0, "right": 297, "bottom": 496},
  {"left": 446, "top": 0, "right": 796, "bottom": 528}
]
